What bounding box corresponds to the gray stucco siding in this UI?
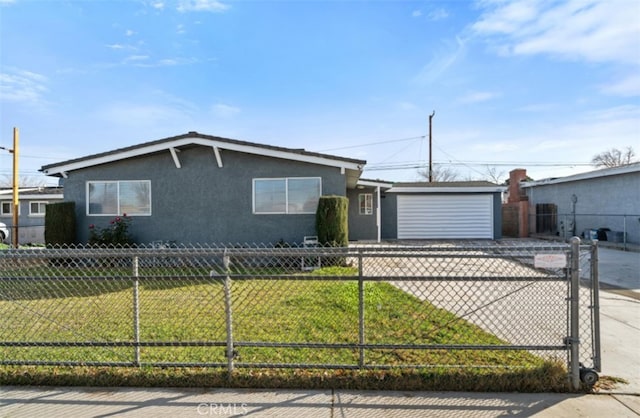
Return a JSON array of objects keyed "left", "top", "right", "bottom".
[
  {"left": 65, "top": 146, "right": 348, "bottom": 244},
  {"left": 380, "top": 192, "right": 397, "bottom": 240},
  {"left": 347, "top": 187, "right": 378, "bottom": 241},
  {"left": 525, "top": 171, "right": 640, "bottom": 243}
]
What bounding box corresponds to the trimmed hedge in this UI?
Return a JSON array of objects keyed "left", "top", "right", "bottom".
[
  {"left": 44, "top": 202, "right": 76, "bottom": 245},
  {"left": 315, "top": 195, "right": 348, "bottom": 247}
]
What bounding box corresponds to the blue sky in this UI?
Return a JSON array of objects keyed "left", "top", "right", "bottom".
[{"left": 1, "top": 0, "right": 639, "bottom": 186}]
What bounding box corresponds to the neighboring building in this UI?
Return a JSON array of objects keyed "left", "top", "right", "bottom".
[
  {"left": 519, "top": 163, "right": 640, "bottom": 244},
  {"left": 0, "top": 187, "right": 64, "bottom": 244},
  {"left": 40, "top": 131, "right": 504, "bottom": 244}
]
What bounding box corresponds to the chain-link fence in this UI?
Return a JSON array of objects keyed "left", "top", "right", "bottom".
[{"left": 0, "top": 240, "right": 599, "bottom": 389}]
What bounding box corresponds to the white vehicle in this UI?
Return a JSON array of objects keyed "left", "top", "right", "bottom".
[{"left": 0, "top": 222, "right": 8, "bottom": 242}]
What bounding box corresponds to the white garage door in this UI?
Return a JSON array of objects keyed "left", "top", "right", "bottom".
[{"left": 397, "top": 194, "right": 494, "bottom": 239}]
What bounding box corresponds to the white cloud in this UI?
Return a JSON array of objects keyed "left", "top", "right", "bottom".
[
  {"left": 472, "top": 0, "right": 640, "bottom": 66},
  {"left": 414, "top": 36, "right": 467, "bottom": 84},
  {"left": 412, "top": 10, "right": 422, "bottom": 18},
  {"left": 0, "top": 69, "right": 48, "bottom": 105},
  {"left": 471, "top": 0, "right": 640, "bottom": 98},
  {"left": 212, "top": 103, "right": 240, "bottom": 118},
  {"left": 600, "top": 73, "right": 640, "bottom": 97},
  {"left": 177, "top": 0, "right": 229, "bottom": 13},
  {"left": 152, "top": 1, "right": 164, "bottom": 10},
  {"left": 427, "top": 8, "right": 449, "bottom": 21},
  {"left": 177, "top": 24, "right": 186, "bottom": 34},
  {"left": 457, "top": 91, "right": 501, "bottom": 104},
  {"left": 125, "top": 29, "right": 135, "bottom": 37}
]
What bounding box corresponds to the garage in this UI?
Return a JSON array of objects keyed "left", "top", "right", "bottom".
[{"left": 390, "top": 183, "right": 504, "bottom": 240}]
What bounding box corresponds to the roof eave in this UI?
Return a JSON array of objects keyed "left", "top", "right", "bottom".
[{"left": 41, "top": 134, "right": 366, "bottom": 176}]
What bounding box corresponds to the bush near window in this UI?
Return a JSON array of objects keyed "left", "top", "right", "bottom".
[
  {"left": 89, "top": 214, "right": 133, "bottom": 246},
  {"left": 316, "top": 195, "right": 348, "bottom": 247}
]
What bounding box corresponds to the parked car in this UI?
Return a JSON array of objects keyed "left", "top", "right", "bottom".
[{"left": 0, "top": 222, "right": 8, "bottom": 243}]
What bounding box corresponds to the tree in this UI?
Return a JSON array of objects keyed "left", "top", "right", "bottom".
[
  {"left": 417, "top": 164, "right": 460, "bottom": 182},
  {"left": 482, "top": 165, "right": 506, "bottom": 185},
  {"left": 591, "top": 147, "right": 636, "bottom": 168},
  {"left": 0, "top": 174, "right": 49, "bottom": 188}
]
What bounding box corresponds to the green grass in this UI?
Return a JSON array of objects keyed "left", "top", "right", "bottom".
[{"left": 0, "top": 265, "right": 573, "bottom": 391}]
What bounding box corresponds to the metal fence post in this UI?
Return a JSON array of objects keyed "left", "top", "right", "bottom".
[
  {"left": 358, "top": 250, "right": 365, "bottom": 369},
  {"left": 223, "top": 250, "right": 234, "bottom": 380},
  {"left": 591, "top": 240, "right": 602, "bottom": 372},
  {"left": 132, "top": 256, "right": 141, "bottom": 366},
  {"left": 569, "top": 237, "right": 581, "bottom": 390}
]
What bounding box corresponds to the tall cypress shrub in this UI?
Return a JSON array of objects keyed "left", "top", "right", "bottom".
[
  {"left": 45, "top": 202, "right": 76, "bottom": 246},
  {"left": 315, "top": 195, "right": 348, "bottom": 247}
]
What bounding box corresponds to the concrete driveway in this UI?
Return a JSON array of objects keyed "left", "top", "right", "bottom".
[{"left": 356, "top": 240, "right": 639, "bottom": 394}]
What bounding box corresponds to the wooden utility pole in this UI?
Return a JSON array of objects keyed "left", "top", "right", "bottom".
[
  {"left": 12, "top": 128, "right": 19, "bottom": 248},
  {"left": 428, "top": 111, "right": 435, "bottom": 183},
  {"left": 0, "top": 127, "right": 19, "bottom": 247}
]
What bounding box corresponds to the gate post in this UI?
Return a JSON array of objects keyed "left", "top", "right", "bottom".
[
  {"left": 591, "top": 240, "right": 601, "bottom": 372},
  {"left": 133, "top": 256, "right": 141, "bottom": 366},
  {"left": 569, "top": 237, "right": 581, "bottom": 390},
  {"left": 358, "top": 250, "right": 365, "bottom": 368}
]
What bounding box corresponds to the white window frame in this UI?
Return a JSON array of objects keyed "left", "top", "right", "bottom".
[
  {"left": 358, "top": 193, "right": 373, "bottom": 215},
  {"left": 29, "top": 201, "right": 48, "bottom": 217},
  {"left": 0, "top": 201, "right": 20, "bottom": 217},
  {"left": 253, "top": 177, "right": 322, "bottom": 215},
  {"left": 86, "top": 180, "right": 152, "bottom": 216}
]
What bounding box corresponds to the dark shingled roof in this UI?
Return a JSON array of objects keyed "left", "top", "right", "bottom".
[{"left": 41, "top": 131, "right": 366, "bottom": 171}]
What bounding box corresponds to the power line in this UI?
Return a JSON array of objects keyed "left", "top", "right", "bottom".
[
  {"left": 365, "top": 160, "right": 594, "bottom": 171},
  {"left": 317, "top": 135, "right": 425, "bottom": 152}
]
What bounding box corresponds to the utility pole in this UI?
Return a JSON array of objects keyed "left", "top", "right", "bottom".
[
  {"left": 12, "top": 128, "right": 19, "bottom": 248},
  {"left": 1, "top": 128, "right": 19, "bottom": 248},
  {"left": 428, "top": 111, "right": 435, "bottom": 183}
]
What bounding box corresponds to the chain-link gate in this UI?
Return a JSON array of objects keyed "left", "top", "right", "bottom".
[{"left": 0, "top": 239, "right": 599, "bottom": 389}]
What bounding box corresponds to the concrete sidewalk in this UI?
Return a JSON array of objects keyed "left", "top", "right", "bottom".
[
  {"left": 595, "top": 247, "right": 640, "bottom": 395},
  {"left": 1, "top": 387, "right": 639, "bottom": 417}
]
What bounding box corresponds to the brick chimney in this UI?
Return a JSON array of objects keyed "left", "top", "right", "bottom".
[{"left": 507, "top": 169, "right": 528, "bottom": 203}]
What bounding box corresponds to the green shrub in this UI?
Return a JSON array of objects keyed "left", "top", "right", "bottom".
[
  {"left": 315, "top": 195, "right": 349, "bottom": 247},
  {"left": 44, "top": 202, "right": 76, "bottom": 245}
]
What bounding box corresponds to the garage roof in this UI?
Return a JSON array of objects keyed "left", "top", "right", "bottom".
[{"left": 388, "top": 181, "right": 505, "bottom": 193}]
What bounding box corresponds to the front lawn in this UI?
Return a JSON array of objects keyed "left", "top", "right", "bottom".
[{"left": 0, "top": 265, "right": 572, "bottom": 391}]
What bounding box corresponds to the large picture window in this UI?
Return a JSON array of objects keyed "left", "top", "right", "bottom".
[
  {"left": 87, "top": 181, "right": 151, "bottom": 216},
  {"left": 253, "top": 177, "right": 321, "bottom": 214}
]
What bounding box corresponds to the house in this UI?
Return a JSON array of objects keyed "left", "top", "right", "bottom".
[
  {"left": 0, "top": 187, "right": 64, "bottom": 244},
  {"left": 40, "top": 131, "right": 504, "bottom": 244},
  {"left": 41, "top": 132, "right": 367, "bottom": 244},
  {"left": 515, "top": 163, "right": 640, "bottom": 244}
]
